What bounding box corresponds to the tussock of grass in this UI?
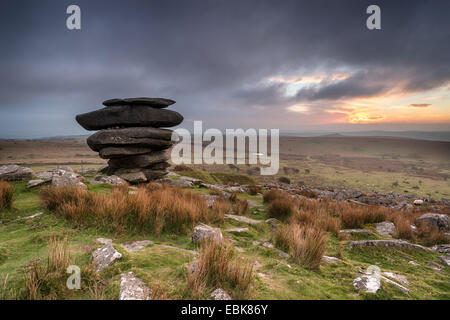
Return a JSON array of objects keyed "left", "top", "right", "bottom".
[
  {"left": 24, "top": 237, "right": 104, "bottom": 300},
  {"left": 0, "top": 180, "right": 14, "bottom": 210},
  {"left": 41, "top": 184, "right": 224, "bottom": 235},
  {"left": 274, "top": 224, "right": 328, "bottom": 269},
  {"left": 268, "top": 199, "right": 296, "bottom": 220},
  {"left": 187, "top": 241, "right": 253, "bottom": 299}
]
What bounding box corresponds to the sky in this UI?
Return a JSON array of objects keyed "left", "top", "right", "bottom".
[{"left": 0, "top": 0, "right": 449, "bottom": 138}]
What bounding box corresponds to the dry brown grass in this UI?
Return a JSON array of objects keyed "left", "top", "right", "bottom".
[
  {"left": 25, "top": 237, "right": 104, "bottom": 300},
  {"left": 0, "top": 180, "right": 14, "bottom": 210},
  {"left": 41, "top": 184, "right": 224, "bottom": 235},
  {"left": 173, "top": 164, "right": 193, "bottom": 171},
  {"left": 274, "top": 224, "right": 328, "bottom": 269},
  {"left": 267, "top": 199, "right": 296, "bottom": 220},
  {"left": 187, "top": 241, "right": 253, "bottom": 299},
  {"left": 247, "top": 185, "right": 261, "bottom": 196},
  {"left": 234, "top": 199, "right": 249, "bottom": 215},
  {"left": 263, "top": 189, "right": 288, "bottom": 203}
]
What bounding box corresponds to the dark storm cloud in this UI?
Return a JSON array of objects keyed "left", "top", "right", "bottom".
[{"left": 0, "top": 0, "right": 449, "bottom": 137}]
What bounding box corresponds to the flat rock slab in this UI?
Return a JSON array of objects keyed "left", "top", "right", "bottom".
[
  {"left": 440, "top": 255, "right": 450, "bottom": 266},
  {"left": 382, "top": 272, "right": 409, "bottom": 286},
  {"left": 247, "top": 200, "right": 263, "bottom": 208},
  {"left": 99, "top": 146, "right": 153, "bottom": 159},
  {"left": 349, "top": 240, "right": 430, "bottom": 251},
  {"left": 225, "top": 227, "right": 249, "bottom": 233},
  {"left": 224, "top": 214, "right": 262, "bottom": 225},
  {"left": 114, "top": 168, "right": 168, "bottom": 183},
  {"left": 0, "top": 165, "right": 33, "bottom": 181},
  {"left": 376, "top": 221, "right": 397, "bottom": 237},
  {"left": 322, "top": 255, "right": 342, "bottom": 263},
  {"left": 103, "top": 97, "right": 175, "bottom": 108},
  {"left": 27, "top": 179, "right": 50, "bottom": 189},
  {"left": 121, "top": 240, "right": 153, "bottom": 253},
  {"left": 381, "top": 275, "right": 409, "bottom": 295},
  {"left": 92, "top": 242, "right": 122, "bottom": 272},
  {"left": 87, "top": 127, "right": 174, "bottom": 152},
  {"left": 340, "top": 229, "right": 372, "bottom": 235},
  {"left": 432, "top": 244, "right": 450, "bottom": 254},
  {"left": 76, "top": 105, "right": 183, "bottom": 130},
  {"left": 119, "top": 272, "right": 151, "bottom": 300},
  {"left": 95, "top": 175, "right": 127, "bottom": 186},
  {"left": 52, "top": 171, "right": 86, "bottom": 188},
  {"left": 108, "top": 151, "right": 169, "bottom": 169}
]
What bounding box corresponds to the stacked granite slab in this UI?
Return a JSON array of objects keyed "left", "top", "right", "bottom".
[{"left": 76, "top": 98, "right": 183, "bottom": 183}]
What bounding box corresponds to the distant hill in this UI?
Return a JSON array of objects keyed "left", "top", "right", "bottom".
[{"left": 281, "top": 131, "right": 450, "bottom": 142}]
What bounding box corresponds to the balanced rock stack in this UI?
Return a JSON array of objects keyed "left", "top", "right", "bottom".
[{"left": 76, "top": 98, "right": 183, "bottom": 183}]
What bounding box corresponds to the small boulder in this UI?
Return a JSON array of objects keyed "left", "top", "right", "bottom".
[
  {"left": 52, "top": 170, "right": 86, "bottom": 188},
  {"left": 210, "top": 288, "right": 232, "bottom": 300},
  {"left": 95, "top": 175, "right": 127, "bottom": 186},
  {"left": 375, "top": 221, "right": 396, "bottom": 237},
  {"left": 119, "top": 272, "right": 151, "bottom": 300},
  {"left": 265, "top": 218, "right": 281, "bottom": 228},
  {"left": 353, "top": 275, "right": 381, "bottom": 293},
  {"left": 413, "top": 199, "right": 424, "bottom": 206},
  {"left": 26, "top": 179, "right": 50, "bottom": 189},
  {"left": 191, "top": 225, "right": 223, "bottom": 243},
  {"left": 415, "top": 213, "right": 450, "bottom": 232},
  {"left": 92, "top": 242, "right": 122, "bottom": 272}
]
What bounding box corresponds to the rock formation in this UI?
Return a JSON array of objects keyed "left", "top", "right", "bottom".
[{"left": 76, "top": 97, "right": 183, "bottom": 183}]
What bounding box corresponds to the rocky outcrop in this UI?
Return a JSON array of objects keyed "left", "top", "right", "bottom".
[
  {"left": 349, "top": 239, "right": 430, "bottom": 251},
  {"left": 376, "top": 221, "right": 397, "bottom": 237},
  {"left": 415, "top": 213, "right": 450, "bottom": 232},
  {"left": 76, "top": 97, "right": 183, "bottom": 183},
  {"left": 224, "top": 214, "right": 262, "bottom": 225},
  {"left": 0, "top": 165, "right": 33, "bottom": 181},
  {"left": 353, "top": 275, "right": 381, "bottom": 293},
  {"left": 52, "top": 170, "right": 86, "bottom": 188}
]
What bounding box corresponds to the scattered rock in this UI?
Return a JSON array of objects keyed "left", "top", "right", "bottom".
[
  {"left": 168, "top": 179, "right": 193, "bottom": 188},
  {"left": 225, "top": 227, "right": 249, "bottom": 233},
  {"left": 415, "top": 213, "right": 450, "bottom": 232},
  {"left": 431, "top": 244, "right": 450, "bottom": 254},
  {"left": 0, "top": 164, "right": 33, "bottom": 181},
  {"left": 413, "top": 199, "right": 424, "bottom": 205},
  {"left": 349, "top": 240, "right": 430, "bottom": 251},
  {"left": 119, "top": 272, "right": 151, "bottom": 300},
  {"left": 191, "top": 225, "right": 223, "bottom": 243},
  {"left": 96, "top": 238, "right": 112, "bottom": 244},
  {"left": 427, "top": 261, "right": 442, "bottom": 271},
  {"left": 408, "top": 261, "right": 420, "bottom": 266},
  {"left": 353, "top": 275, "right": 381, "bottom": 294},
  {"left": 77, "top": 168, "right": 98, "bottom": 175},
  {"left": 26, "top": 179, "right": 50, "bottom": 189},
  {"left": 382, "top": 272, "right": 409, "bottom": 286},
  {"left": 92, "top": 242, "right": 122, "bottom": 272},
  {"left": 247, "top": 200, "right": 263, "bottom": 208},
  {"left": 224, "top": 214, "right": 262, "bottom": 225},
  {"left": 35, "top": 171, "right": 54, "bottom": 179},
  {"left": 265, "top": 218, "right": 281, "bottom": 228},
  {"left": 381, "top": 275, "right": 409, "bottom": 295},
  {"left": 322, "top": 255, "right": 341, "bottom": 263},
  {"left": 375, "top": 221, "right": 396, "bottom": 237},
  {"left": 210, "top": 288, "right": 231, "bottom": 300},
  {"left": 439, "top": 256, "right": 450, "bottom": 266},
  {"left": 52, "top": 170, "right": 86, "bottom": 188},
  {"left": 121, "top": 240, "right": 153, "bottom": 253},
  {"left": 95, "top": 175, "right": 127, "bottom": 186}
]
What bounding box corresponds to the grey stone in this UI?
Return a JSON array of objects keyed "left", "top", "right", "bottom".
[
  {"left": 35, "top": 171, "right": 54, "bottom": 179},
  {"left": 439, "top": 255, "right": 450, "bottom": 266},
  {"left": 87, "top": 127, "right": 174, "bottom": 152},
  {"left": 225, "top": 227, "right": 249, "bottom": 233},
  {"left": 99, "top": 146, "right": 153, "bottom": 159},
  {"left": 0, "top": 165, "right": 33, "bottom": 181},
  {"left": 265, "top": 218, "right": 281, "bottom": 228},
  {"left": 76, "top": 105, "right": 183, "bottom": 130},
  {"left": 108, "top": 152, "right": 170, "bottom": 169},
  {"left": 95, "top": 175, "right": 127, "bottom": 186},
  {"left": 353, "top": 275, "right": 381, "bottom": 293},
  {"left": 210, "top": 288, "right": 232, "bottom": 300},
  {"left": 340, "top": 229, "right": 372, "bottom": 235},
  {"left": 382, "top": 272, "right": 409, "bottom": 286},
  {"left": 167, "top": 178, "right": 193, "bottom": 188},
  {"left": 431, "top": 244, "right": 450, "bottom": 254},
  {"left": 224, "top": 214, "right": 262, "bottom": 225},
  {"left": 191, "top": 225, "right": 223, "bottom": 244},
  {"left": 92, "top": 242, "right": 122, "bottom": 272},
  {"left": 103, "top": 97, "right": 175, "bottom": 108},
  {"left": 415, "top": 213, "right": 450, "bottom": 232},
  {"left": 52, "top": 170, "right": 86, "bottom": 188},
  {"left": 322, "top": 255, "right": 341, "bottom": 263},
  {"left": 349, "top": 240, "right": 430, "bottom": 251},
  {"left": 121, "top": 240, "right": 153, "bottom": 253},
  {"left": 26, "top": 179, "right": 50, "bottom": 189},
  {"left": 376, "top": 221, "right": 397, "bottom": 237},
  {"left": 119, "top": 272, "right": 151, "bottom": 300}
]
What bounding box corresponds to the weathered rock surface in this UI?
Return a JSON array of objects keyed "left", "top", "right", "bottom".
[
  {"left": 108, "top": 151, "right": 169, "bottom": 169},
  {"left": 322, "top": 255, "right": 341, "bottom": 263},
  {"left": 92, "top": 242, "right": 122, "bottom": 272},
  {"left": 349, "top": 240, "right": 430, "bottom": 251},
  {"left": 432, "top": 244, "right": 450, "bottom": 254},
  {"left": 76, "top": 105, "right": 183, "bottom": 130},
  {"left": 224, "top": 214, "right": 262, "bottom": 225},
  {"left": 265, "top": 218, "right": 281, "bottom": 228},
  {"left": 0, "top": 165, "right": 33, "bottom": 181},
  {"left": 52, "top": 171, "right": 86, "bottom": 188},
  {"left": 340, "top": 229, "right": 372, "bottom": 235},
  {"left": 353, "top": 275, "right": 381, "bottom": 293},
  {"left": 210, "top": 288, "right": 232, "bottom": 300},
  {"left": 26, "top": 179, "right": 50, "bottom": 189},
  {"left": 376, "top": 221, "right": 397, "bottom": 237},
  {"left": 95, "top": 175, "right": 127, "bottom": 186},
  {"left": 86, "top": 127, "right": 174, "bottom": 152},
  {"left": 439, "top": 255, "right": 450, "bottom": 266},
  {"left": 415, "top": 213, "right": 450, "bottom": 232},
  {"left": 225, "top": 227, "right": 249, "bottom": 233},
  {"left": 121, "top": 240, "right": 153, "bottom": 253},
  {"left": 103, "top": 97, "right": 175, "bottom": 108},
  {"left": 112, "top": 168, "right": 168, "bottom": 183},
  {"left": 99, "top": 146, "right": 154, "bottom": 159},
  {"left": 119, "top": 272, "right": 151, "bottom": 300},
  {"left": 191, "top": 225, "right": 223, "bottom": 243}
]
